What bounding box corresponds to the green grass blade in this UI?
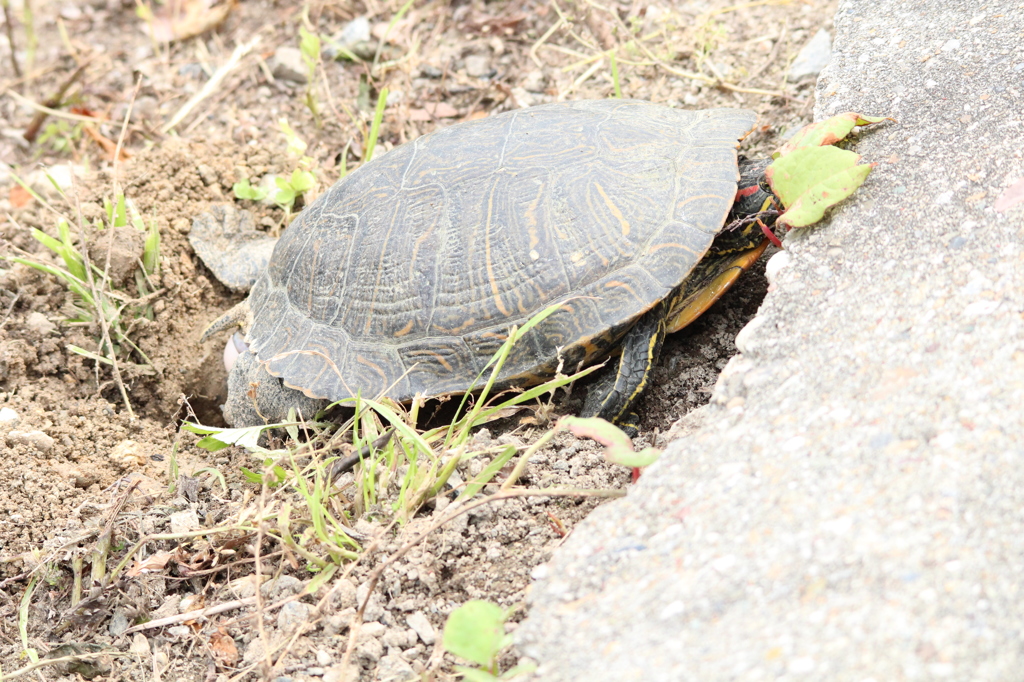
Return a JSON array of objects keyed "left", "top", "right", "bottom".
[{"left": 364, "top": 87, "right": 389, "bottom": 163}]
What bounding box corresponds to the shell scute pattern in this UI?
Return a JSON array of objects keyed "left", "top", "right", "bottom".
[{"left": 246, "top": 100, "right": 757, "bottom": 402}]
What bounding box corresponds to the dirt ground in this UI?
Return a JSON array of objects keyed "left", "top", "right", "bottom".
[{"left": 0, "top": 0, "right": 834, "bottom": 678}]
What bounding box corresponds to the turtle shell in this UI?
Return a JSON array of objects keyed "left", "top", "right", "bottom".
[{"left": 246, "top": 99, "right": 757, "bottom": 402}]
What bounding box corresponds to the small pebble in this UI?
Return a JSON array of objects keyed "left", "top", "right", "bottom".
[
  {"left": 316, "top": 649, "right": 333, "bottom": 666},
  {"left": 262, "top": 574, "right": 304, "bottom": 599},
  {"left": 0, "top": 407, "right": 19, "bottom": 426},
  {"left": 465, "top": 54, "right": 493, "bottom": 78},
  {"left": 7, "top": 429, "right": 54, "bottom": 454},
  {"left": 789, "top": 28, "right": 832, "bottom": 81},
  {"left": 405, "top": 612, "right": 435, "bottom": 645},
  {"left": 277, "top": 601, "right": 313, "bottom": 633},
  {"left": 765, "top": 250, "right": 793, "bottom": 285},
  {"left": 25, "top": 312, "right": 56, "bottom": 336},
  {"left": 129, "top": 633, "right": 150, "bottom": 655},
  {"left": 522, "top": 70, "right": 547, "bottom": 93},
  {"left": 375, "top": 653, "right": 416, "bottom": 682},
  {"left": 270, "top": 46, "right": 308, "bottom": 84},
  {"left": 169, "top": 509, "right": 200, "bottom": 534}
]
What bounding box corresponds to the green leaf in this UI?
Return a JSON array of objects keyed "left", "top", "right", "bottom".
[
  {"left": 232, "top": 179, "right": 268, "bottom": 201},
  {"left": 299, "top": 26, "right": 321, "bottom": 70},
  {"left": 766, "top": 146, "right": 873, "bottom": 229},
  {"left": 143, "top": 220, "right": 160, "bottom": 276},
  {"left": 364, "top": 87, "right": 388, "bottom": 162},
  {"left": 278, "top": 118, "right": 308, "bottom": 157},
  {"left": 289, "top": 169, "right": 315, "bottom": 193},
  {"left": 775, "top": 112, "right": 890, "bottom": 158},
  {"left": 456, "top": 667, "right": 501, "bottom": 682},
  {"left": 443, "top": 600, "right": 507, "bottom": 668},
  {"left": 181, "top": 422, "right": 285, "bottom": 454},
  {"left": 560, "top": 416, "right": 661, "bottom": 468}
]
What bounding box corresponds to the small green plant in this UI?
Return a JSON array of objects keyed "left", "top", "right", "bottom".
[
  {"left": 274, "top": 168, "right": 316, "bottom": 212},
  {"left": 232, "top": 178, "right": 268, "bottom": 202},
  {"left": 609, "top": 52, "right": 622, "bottom": 98},
  {"left": 4, "top": 181, "right": 159, "bottom": 374},
  {"left": 363, "top": 87, "right": 388, "bottom": 163},
  {"left": 443, "top": 600, "right": 533, "bottom": 680},
  {"left": 299, "top": 25, "right": 323, "bottom": 127},
  {"left": 37, "top": 120, "right": 82, "bottom": 155}
]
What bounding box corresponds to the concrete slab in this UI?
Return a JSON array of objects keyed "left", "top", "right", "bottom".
[{"left": 518, "top": 0, "right": 1024, "bottom": 679}]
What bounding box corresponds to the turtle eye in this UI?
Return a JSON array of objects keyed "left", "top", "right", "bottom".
[{"left": 223, "top": 332, "right": 249, "bottom": 372}]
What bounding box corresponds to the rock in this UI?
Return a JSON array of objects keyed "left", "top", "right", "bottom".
[
  {"left": 262, "top": 574, "right": 305, "bottom": 599},
  {"left": 7, "top": 429, "right": 54, "bottom": 453},
  {"left": 765, "top": 250, "right": 793, "bottom": 285},
  {"left": 324, "top": 17, "right": 375, "bottom": 61},
  {"left": 27, "top": 164, "right": 86, "bottom": 196},
  {"left": 276, "top": 601, "right": 313, "bottom": 633},
  {"left": 323, "top": 662, "right": 360, "bottom": 682},
  {"left": 465, "top": 54, "right": 493, "bottom": 78},
  {"left": 129, "top": 633, "right": 150, "bottom": 655},
  {"left": 375, "top": 653, "right": 416, "bottom": 681},
  {"left": 325, "top": 607, "right": 357, "bottom": 635},
  {"left": 316, "top": 649, "right": 333, "bottom": 666},
  {"left": 25, "top": 312, "right": 56, "bottom": 337},
  {"left": 270, "top": 46, "right": 308, "bottom": 84},
  {"left": 382, "top": 627, "right": 412, "bottom": 648},
  {"left": 110, "top": 439, "right": 145, "bottom": 467},
  {"left": 357, "top": 582, "right": 385, "bottom": 622},
  {"left": 522, "top": 70, "right": 547, "bottom": 93},
  {"left": 328, "top": 578, "right": 358, "bottom": 610},
  {"left": 108, "top": 609, "right": 130, "bottom": 636},
  {"left": 404, "top": 612, "right": 435, "bottom": 645},
  {"left": 196, "top": 164, "right": 219, "bottom": 186},
  {"left": 355, "top": 636, "right": 384, "bottom": 665},
  {"left": 169, "top": 509, "right": 199, "bottom": 534},
  {"left": 0, "top": 407, "right": 19, "bottom": 426},
  {"left": 788, "top": 28, "right": 832, "bottom": 81}
]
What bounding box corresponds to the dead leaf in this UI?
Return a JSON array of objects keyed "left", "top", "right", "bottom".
[
  {"left": 994, "top": 178, "right": 1024, "bottom": 212},
  {"left": 9, "top": 185, "right": 32, "bottom": 208},
  {"left": 209, "top": 628, "right": 239, "bottom": 666},
  {"left": 127, "top": 551, "right": 173, "bottom": 577}
]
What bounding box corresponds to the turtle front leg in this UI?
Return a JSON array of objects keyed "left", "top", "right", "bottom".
[{"left": 580, "top": 301, "right": 667, "bottom": 436}]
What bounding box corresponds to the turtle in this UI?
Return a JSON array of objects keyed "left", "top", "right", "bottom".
[{"left": 204, "top": 99, "right": 779, "bottom": 431}]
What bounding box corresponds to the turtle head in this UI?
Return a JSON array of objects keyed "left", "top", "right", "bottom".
[
  {"left": 710, "top": 158, "right": 780, "bottom": 255},
  {"left": 733, "top": 157, "right": 777, "bottom": 219},
  {"left": 203, "top": 299, "right": 328, "bottom": 427},
  {"left": 222, "top": 342, "right": 331, "bottom": 428}
]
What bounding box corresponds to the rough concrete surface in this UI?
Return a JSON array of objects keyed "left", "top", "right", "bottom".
[{"left": 518, "top": 0, "right": 1024, "bottom": 679}]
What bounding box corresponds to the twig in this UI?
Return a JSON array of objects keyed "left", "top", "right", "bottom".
[
  {"left": 328, "top": 428, "right": 396, "bottom": 481},
  {"left": 7, "top": 89, "right": 109, "bottom": 123},
  {"left": 124, "top": 597, "right": 258, "bottom": 634},
  {"left": 21, "top": 61, "right": 89, "bottom": 142},
  {"left": 161, "top": 36, "right": 260, "bottom": 134},
  {"left": 2, "top": 0, "right": 21, "bottom": 81},
  {"left": 0, "top": 289, "right": 20, "bottom": 331}
]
